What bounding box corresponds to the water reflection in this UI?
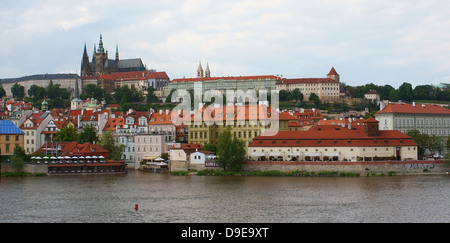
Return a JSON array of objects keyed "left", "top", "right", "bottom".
[{"left": 0, "top": 171, "right": 448, "bottom": 223}]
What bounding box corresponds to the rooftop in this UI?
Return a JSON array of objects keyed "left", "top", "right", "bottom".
[
  {"left": 377, "top": 103, "right": 450, "bottom": 115},
  {"left": 0, "top": 120, "right": 24, "bottom": 134}
]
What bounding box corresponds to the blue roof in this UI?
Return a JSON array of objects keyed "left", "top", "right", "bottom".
[{"left": 0, "top": 120, "right": 24, "bottom": 134}]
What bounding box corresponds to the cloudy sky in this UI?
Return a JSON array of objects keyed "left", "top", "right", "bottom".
[{"left": 1, "top": 0, "right": 450, "bottom": 88}]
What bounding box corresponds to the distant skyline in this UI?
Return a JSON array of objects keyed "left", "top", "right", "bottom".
[{"left": 1, "top": 0, "right": 450, "bottom": 88}]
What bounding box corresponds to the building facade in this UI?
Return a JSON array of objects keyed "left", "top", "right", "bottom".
[
  {"left": 168, "top": 75, "right": 280, "bottom": 96},
  {"left": 19, "top": 111, "right": 53, "bottom": 154},
  {"left": 0, "top": 120, "right": 24, "bottom": 155},
  {"left": 375, "top": 103, "right": 450, "bottom": 137},
  {"left": 276, "top": 67, "right": 342, "bottom": 101},
  {"left": 248, "top": 118, "right": 418, "bottom": 162},
  {"left": 185, "top": 104, "right": 297, "bottom": 148}
]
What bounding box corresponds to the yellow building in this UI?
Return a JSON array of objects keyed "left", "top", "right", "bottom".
[
  {"left": 185, "top": 104, "right": 297, "bottom": 148},
  {"left": 0, "top": 120, "right": 25, "bottom": 155}
]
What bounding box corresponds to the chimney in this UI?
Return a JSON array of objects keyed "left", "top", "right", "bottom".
[{"left": 412, "top": 102, "right": 415, "bottom": 107}]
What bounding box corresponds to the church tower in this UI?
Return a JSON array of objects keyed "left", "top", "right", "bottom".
[
  {"left": 205, "top": 62, "right": 211, "bottom": 78},
  {"left": 197, "top": 61, "right": 204, "bottom": 78},
  {"left": 92, "top": 34, "right": 108, "bottom": 76},
  {"left": 327, "top": 67, "right": 340, "bottom": 82},
  {"left": 81, "top": 43, "right": 92, "bottom": 77}
]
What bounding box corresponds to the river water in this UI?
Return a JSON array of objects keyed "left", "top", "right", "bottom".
[{"left": 0, "top": 171, "right": 448, "bottom": 223}]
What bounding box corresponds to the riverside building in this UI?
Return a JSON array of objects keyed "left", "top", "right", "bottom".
[{"left": 248, "top": 118, "right": 418, "bottom": 162}]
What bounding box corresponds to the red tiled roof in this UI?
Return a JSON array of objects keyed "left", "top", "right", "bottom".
[
  {"left": 103, "top": 118, "right": 124, "bottom": 131},
  {"left": 376, "top": 103, "right": 450, "bottom": 115},
  {"left": 37, "top": 142, "right": 110, "bottom": 158},
  {"left": 113, "top": 71, "right": 169, "bottom": 81},
  {"left": 328, "top": 67, "right": 339, "bottom": 76},
  {"left": 249, "top": 128, "right": 416, "bottom": 148},
  {"left": 20, "top": 112, "right": 49, "bottom": 129},
  {"left": 277, "top": 78, "right": 338, "bottom": 85},
  {"left": 98, "top": 74, "right": 115, "bottom": 80},
  {"left": 171, "top": 75, "right": 281, "bottom": 83},
  {"left": 170, "top": 143, "right": 203, "bottom": 150}
]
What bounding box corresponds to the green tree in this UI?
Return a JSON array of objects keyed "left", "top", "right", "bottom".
[
  {"left": 11, "top": 83, "right": 25, "bottom": 100},
  {"left": 309, "top": 93, "right": 321, "bottom": 107},
  {"left": 398, "top": 82, "right": 413, "bottom": 102},
  {"left": 10, "top": 146, "right": 29, "bottom": 169},
  {"left": 146, "top": 86, "right": 160, "bottom": 103},
  {"left": 55, "top": 125, "right": 79, "bottom": 142},
  {"left": 81, "top": 84, "right": 104, "bottom": 101},
  {"left": 292, "top": 88, "right": 303, "bottom": 102},
  {"left": 406, "top": 129, "right": 430, "bottom": 156},
  {"left": 389, "top": 89, "right": 400, "bottom": 102},
  {"left": 202, "top": 143, "right": 218, "bottom": 153},
  {"left": 78, "top": 124, "right": 99, "bottom": 144},
  {"left": 99, "top": 131, "right": 124, "bottom": 161},
  {"left": 216, "top": 127, "right": 246, "bottom": 171},
  {"left": 0, "top": 86, "right": 7, "bottom": 98}
]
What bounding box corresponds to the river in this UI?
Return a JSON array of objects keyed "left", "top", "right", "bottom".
[{"left": 0, "top": 171, "right": 448, "bottom": 223}]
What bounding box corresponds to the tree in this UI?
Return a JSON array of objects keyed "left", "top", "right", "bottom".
[
  {"left": 81, "top": 84, "right": 105, "bottom": 101},
  {"left": 216, "top": 127, "right": 246, "bottom": 171},
  {"left": 99, "top": 131, "right": 124, "bottom": 161},
  {"left": 11, "top": 146, "right": 28, "bottom": 169},
  {"left": 0, "top": 86, "right": 6, "bottom": 99},
  {"left": 78, "top": 124, "right": 99, "bottom": 144},
  {"left": 202, "top": 143, "right": 218, "bottom": 153},
  {"left": 406, "top": 129, "right": 430, "bottom": 157},
  {"left": 398, "top": 82, "right": 413, "bottom": 102},
  {"left": 292, "top": 88, "right": 303, "bottom": 102},
  {"left": 309, "top": 93, "right": 320, "bottom": 107},
  {"left": 55, "top": 125, "right": 78, "bottom": 142},
  {"left": 11, "top": 83, "right": 25, "bottom": 100},
  {"left": 146, "top": 86, "right": 160, "bottom": 103}
]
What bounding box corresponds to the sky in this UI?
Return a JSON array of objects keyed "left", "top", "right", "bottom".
[{"left": 1, "top": 0, "right": 450, "bottom": 88}]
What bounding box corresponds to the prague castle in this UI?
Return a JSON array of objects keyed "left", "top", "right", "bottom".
[{"left": 81, "top": 34, "right": 146, "bottom": 77}]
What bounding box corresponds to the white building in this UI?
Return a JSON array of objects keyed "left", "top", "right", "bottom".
[
  {"left": 248, "top": 118, "right": 418, "bottom": 162},
  {"left": 375, "top": 103, "right": 450, "bottom": 136}
]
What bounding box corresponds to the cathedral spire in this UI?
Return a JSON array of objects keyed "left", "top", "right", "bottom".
[
  {"left": 205, "top": 62, "right": 210, "bottom": 78},
  {"left": 81, "top": 43, "right": 91, "bottom": 77},
  {"left": 97, "top": 33, "right": 105, "bottom": 54},
  {"left": 197, "top": 61, "right": 203, "bottom": 78}
]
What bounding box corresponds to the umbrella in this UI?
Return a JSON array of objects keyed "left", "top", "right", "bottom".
[
  {"left": 35, "top": 157, "right": 42, "bottom": 160},
  {"left": 154, "top": 157, "right": 165, "bottom": 161},
  {"left": 50, "top": 156, "right": 57, "bottom": 159}
]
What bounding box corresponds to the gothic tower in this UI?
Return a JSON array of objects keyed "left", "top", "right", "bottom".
[
  {"left": 205, "top": 62, "right": 211, "bottom": 78},
  {"left": 81, "top": 43, "right": 92, "bottom": 77},
  {"left": 197, "top": 61, "right": 204, "bottom": 78},
  {"left": 92, "top": 34, "right": 108, "bottom": 76}
]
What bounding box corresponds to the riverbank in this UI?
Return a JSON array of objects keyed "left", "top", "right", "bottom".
[{"left": 170, "top": 169, "right": 449, "bottom": 177}]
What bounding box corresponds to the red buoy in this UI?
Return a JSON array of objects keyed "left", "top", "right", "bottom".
[{"left": 135, "top": 204, "right": 139, "bottom": 211}]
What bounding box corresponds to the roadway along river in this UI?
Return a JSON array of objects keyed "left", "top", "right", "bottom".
[{"left": 0, "top": 171, "right": 448, "bottom": 223}]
